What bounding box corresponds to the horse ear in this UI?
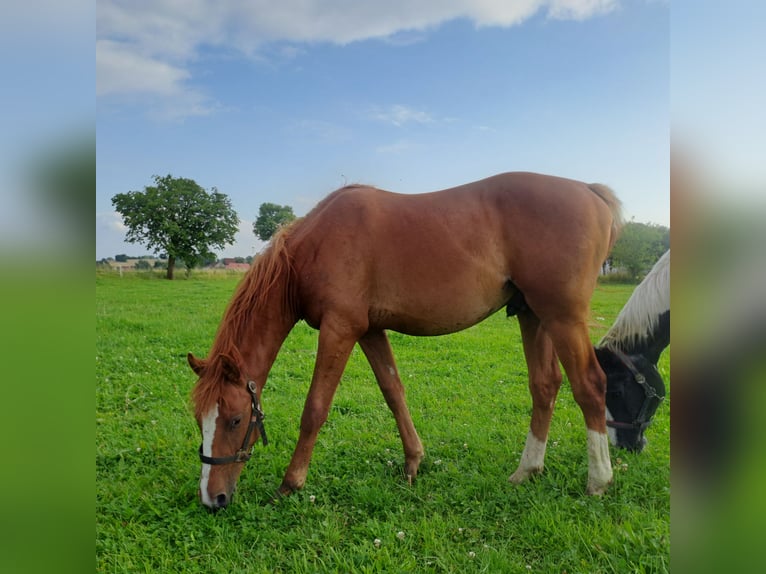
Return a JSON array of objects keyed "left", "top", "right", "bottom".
[
  {"left": 218, "top": 353, "right": 242, "bottom": 383},
  {"left": 187, "top": 353, "right": 206, "bottom": 375}
]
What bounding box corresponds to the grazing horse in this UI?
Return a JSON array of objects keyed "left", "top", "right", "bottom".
[
  {"left": 596, "top": 250, "right": 670, "bottom": 452},
  {"left": 188, "top": 172, "right": 622, "bottom": 510}
]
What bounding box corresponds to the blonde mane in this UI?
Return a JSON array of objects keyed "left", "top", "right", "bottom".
[{"left": 599, "top": 250, "right": 670, "bottom": 351}]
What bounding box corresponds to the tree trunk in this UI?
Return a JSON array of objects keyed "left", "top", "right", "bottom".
[{"left": 166, "top": 255, "right": 175, "bottom": 280}]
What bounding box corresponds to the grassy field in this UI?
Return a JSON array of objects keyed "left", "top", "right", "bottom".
[{"left": 96, "top": 272, "right": 669, "bottom": 573}]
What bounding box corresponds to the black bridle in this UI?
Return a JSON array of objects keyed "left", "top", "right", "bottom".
[
  {"left": 605, "top": 348, "right": 665, "bottom": 432},
  {"left": 198, "top": 380, "right": 268, "bottom": 465}
]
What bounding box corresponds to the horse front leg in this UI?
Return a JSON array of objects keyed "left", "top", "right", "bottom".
[
  {"left": 509, "top": 310, "right": 563, "bottom": 484},
  {"left": 277, "top": 321, "right": 358, "bottom": 497},
  {"left": 359, "top": 330, "right": 424, "bottom": 484}
]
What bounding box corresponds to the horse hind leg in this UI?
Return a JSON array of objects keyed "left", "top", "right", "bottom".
[
  {"left": 546, "top": 317, "right": 613, "bottom": 495},
  {"left": 509, "top": 310, "right": 563, "bottom": 485},
  {"left": 358, "top": 330, "right": 425, "bottom": 484}
]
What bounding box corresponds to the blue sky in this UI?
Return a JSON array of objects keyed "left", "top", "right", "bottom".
[{"left": 96, "top": 0, "right": 669, "bottom": 260}]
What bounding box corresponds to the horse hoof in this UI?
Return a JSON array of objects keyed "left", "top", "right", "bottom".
[
  {"left": 269, "top": 482, "right": 297, "bottom": 504},
  {"left": 508, "top": 470, "right": 527, "bottom": 485},
  {"left": 586, "top": 478, "right": 612, "bottom": 496},
  {"left": 508, "top": 465, "right": 542, "bottom": 485}
]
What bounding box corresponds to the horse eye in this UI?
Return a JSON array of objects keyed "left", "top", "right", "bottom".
[{"left": 230, "top": 416, "right": 242, "bottom": 430}]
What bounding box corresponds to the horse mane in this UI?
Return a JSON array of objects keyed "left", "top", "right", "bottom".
[
  {"left": 599, "top": 250, "right": 670, "bottom": 352},
  {"left": 192, "top": 222, "right": 299, "bottom": 417}
]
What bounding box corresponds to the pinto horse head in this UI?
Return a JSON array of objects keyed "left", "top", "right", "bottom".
[
  {"left": 188, "top": 348, "right": 267, "bottom": 511},
  {"left": 596, "top": 347, "right": 666, "bottom": 452}
]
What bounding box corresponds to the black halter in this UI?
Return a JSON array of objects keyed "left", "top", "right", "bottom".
[
  {"left": 605, "top": 348, "right": 665, "bottom": 432},
  {"left": 198, "top": 380, "right": 268, "bottom": 465}
]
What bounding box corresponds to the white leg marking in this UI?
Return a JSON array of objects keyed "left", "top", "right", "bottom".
[
  {"left": 509, "top": 431, "right": 547, "bottom": 484},
  {"left": 586, "top": 429, "right": 613, "bottom": 495},
  {"left": 605, "top": 407, "right": 618, "bottom": 446},
  {"left": 199, "top": 403, "right": 219, "bottom": 507}
]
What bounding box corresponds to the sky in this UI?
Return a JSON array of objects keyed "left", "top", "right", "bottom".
[{"left": 96, "top": 0, "right": 670, "bottom": 260}]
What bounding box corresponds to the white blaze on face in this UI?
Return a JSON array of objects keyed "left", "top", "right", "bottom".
[
  {"left": 605, "top": 407, "right": 618, "bottom": 446},
  {"left": 199, "top": 402, "right": 219, "bottom": 507}
]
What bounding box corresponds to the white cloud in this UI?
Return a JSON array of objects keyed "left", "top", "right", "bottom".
[
  {"left": 96, "top": 39, "right": 221, "bottom": 120},
  {"left": 289, "top": 119, "right": 353, "bottom": 143},
  {"left": 96, "top": 211, "right": 127, "bottom": 234},
  {"left": 371, "top": 105, "right": 434, "bottom": 127},
  {"left": 548, "top": 0, "right": 616, "bottom": 20},
  {"left": 97, "top": 0, "right": 621, "bottom": 116},
  {"left": 376, "top": 139, "right": 420, "bottom": 155},
  {"left": 96, "top": 40, "right": 189, "bottom": 97}
]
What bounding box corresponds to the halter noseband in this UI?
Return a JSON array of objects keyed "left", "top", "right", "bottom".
[
  {"left": 198, "top": 380, "right": 268, "bottom": 466},
  {"left": 605, "top": 348, "right": 665, "bottom": 432}
]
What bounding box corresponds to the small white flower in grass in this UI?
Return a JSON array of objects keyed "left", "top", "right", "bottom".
[
  {"left": 136, "top": 447, "right": 141, "bottom": 452},
  {"left": 468, "top": 551, "right": 476, "bottom": 559},
  {"left": 458, "top": 527, "right": 464, "bottom": 534},
  {"left": 434, "top": 459, "right": 442, "bottom": 465},
  {"left": 373, "top": 538, "right": 381, "bottom": 548},
  {"left": 526, "top": 565, "right": 532, "bottom": 570},
  {"left": 309, "top": 495, "right": 316, "bottom": 503},
  {"left": 397, "top": 531, "right": 405, "bottom": 540},
  {"left": 387, "top": 460, "right": 394, "bottom": 467}
]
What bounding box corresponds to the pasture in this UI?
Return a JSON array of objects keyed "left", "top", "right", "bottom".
[{"left": 96, "top": 272, "right": 669, "bottom": 573}]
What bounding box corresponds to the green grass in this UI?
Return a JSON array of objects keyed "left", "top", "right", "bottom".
[{"left": 96, "top": 274, "right": 669, "bottom": 573}]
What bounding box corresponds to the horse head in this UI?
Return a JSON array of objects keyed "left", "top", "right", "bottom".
[
  {"left": 596, "top": 347, "right": 666, "bottom": 452},
  {"left": 188, "top": 348, "right": 267, "bottom": 511}
]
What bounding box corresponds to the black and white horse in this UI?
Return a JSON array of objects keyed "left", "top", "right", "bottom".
[{"left": 596, "top": 250, "right": 670, "bottom": 452}]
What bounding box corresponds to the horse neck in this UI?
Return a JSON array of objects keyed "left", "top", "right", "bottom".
[
  {"left": 243, "top": 305, "right": 295, "bottom": 388},
  {"left": 600, "top": 251, "right": 670, "bottom": 365},
  {"left": 211, "top": 266, "right": 298, "bottom": 388}
]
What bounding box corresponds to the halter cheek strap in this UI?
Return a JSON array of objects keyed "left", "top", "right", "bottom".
[
  {"left": 605, "top": 348, "right": 665, "bottom": 432},
  {"left": 198, "top": 381, "right": 268, "bottom": 466}
]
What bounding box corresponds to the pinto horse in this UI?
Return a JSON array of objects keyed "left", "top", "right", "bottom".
[
  {"left": 188, "top": 172, "right": 622, "bottom": 510},
  {"left": 596, "top": 250, "right": 670, "bottom": 451}
]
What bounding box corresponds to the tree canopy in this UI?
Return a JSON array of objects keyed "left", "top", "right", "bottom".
[
  {"left": 610, "top": 221, "right": 670, "bottom": 281},
  {"left": 112, "top": 175, "right": 239, "bottom": 279},
  {"left": 254, "top": 202, "right": 296, "bottom": 241}
]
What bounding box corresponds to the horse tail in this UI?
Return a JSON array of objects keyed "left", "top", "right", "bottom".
[{"left": 588, "top": 183, "right": 624, "bottom": 252}]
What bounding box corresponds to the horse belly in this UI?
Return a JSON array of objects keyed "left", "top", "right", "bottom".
[{"left": 369, "top": 277, "right": 512, "bottom": 336}]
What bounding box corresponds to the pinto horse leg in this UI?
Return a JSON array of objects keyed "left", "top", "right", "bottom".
[
  {"left": 509, "top": 310, "right": 563, "bottom": 484},
  {"left": 546, "top": 318, "right": 613, "bottom": 495},
  {"left": 277, "top": 320, "right": 359, "bottom": 496},
  {"left": 359, "top": 330, "right": 425, "bottom": 484}
]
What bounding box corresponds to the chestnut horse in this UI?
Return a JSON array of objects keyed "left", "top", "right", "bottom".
[{"left": 188, "top": 171, "right": 622, "bottom": 510}]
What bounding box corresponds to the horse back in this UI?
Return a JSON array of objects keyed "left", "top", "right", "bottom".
[{"left": 287, "top": 172, "right": 619, "bottom": 332}]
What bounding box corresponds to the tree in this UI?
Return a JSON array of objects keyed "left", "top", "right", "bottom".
[
  {"left": 253, "top": 202, "right": 296, "bottom": 241},
  {"left": 610, "top": 221, "right": 670, "bottom": 281},
  {"left": 112, "top": 175, "right": 239, "bottom": 279}
]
